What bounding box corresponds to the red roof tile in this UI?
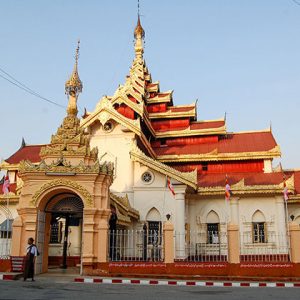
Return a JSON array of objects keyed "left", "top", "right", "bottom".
[
  {"left": 288, "top": 170, "right": 300, "bottom": 195},
  {"left": 154, "top": 131, "right": 277, "bottom": 156},
  {"left": 5, "top": 145, "right": 44, "bottom": 164}
]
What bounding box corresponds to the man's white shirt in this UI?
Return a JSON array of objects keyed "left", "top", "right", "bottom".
[{"left": 26, "top": 245, "right": 38, "bottom": 256}]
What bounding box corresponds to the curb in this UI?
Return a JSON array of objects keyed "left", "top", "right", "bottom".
[
  {"left": 74, "top": 277, "right": 300, "bottom": 288},
  {"left": 0, "top": 274, "right": 17, "bottom": 281}
]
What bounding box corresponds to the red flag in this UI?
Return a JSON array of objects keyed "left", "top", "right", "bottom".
[
  {"left": 2, "top": 175, "right": 10, "bottom": 195},
  {"left": 167, "top": 177, "right": 175, "bottom": 196}
]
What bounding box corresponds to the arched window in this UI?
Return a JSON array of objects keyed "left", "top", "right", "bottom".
[
  {"left": 206, "top": 210, "right": 220, "bottom": 244},
  {"left": 146, "top": 208, "right": 161, "bottom": 245},
  {"left": 252, "top": 210, "right": 266, "bottom": 243}
]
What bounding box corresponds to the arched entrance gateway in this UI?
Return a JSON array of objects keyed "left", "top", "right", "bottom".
[
  {"left": 10, "top": 43, "right": 114, "bottom": 274},
  {"left": 37, "top": 192, "right": 84, "bottom": 273}
]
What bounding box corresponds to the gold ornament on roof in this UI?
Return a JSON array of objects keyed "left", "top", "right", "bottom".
[
  {"left": 65, "top": 40, "right": 83, "bottom": 96},
  {"left": 134, "top": 15, "right": 145, "bottom": 40}
]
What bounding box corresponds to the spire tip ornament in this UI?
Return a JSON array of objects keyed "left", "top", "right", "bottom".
[
  {"left": 65, "top": 39, "right": 83, "bottom": 97},
  {"left": 134, "top": 1, "right": 145, "bottom": 58}
]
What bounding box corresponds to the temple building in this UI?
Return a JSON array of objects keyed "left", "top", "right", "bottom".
[{"left": 1, "top": 16, "right": 300, "bottom": 274}]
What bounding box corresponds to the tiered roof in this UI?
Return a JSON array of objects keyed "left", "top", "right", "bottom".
[{"left": 1, "top": 16, "right": 299, "bottom": 200}]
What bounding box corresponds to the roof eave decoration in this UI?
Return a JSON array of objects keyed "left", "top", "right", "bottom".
[
  {"left": 148, "top": 106, "right": 196, "bottom": 119},
  {"left": 80, "top": 96, "right": 141, "bottom": 135},
  {"left": 197, "top": 175, "right": 295, "bottom": 196},
  {"left": 155, "top": 125, "right": 227, "bottom": 139},
  {"left": 0, "top": 161, "right": 20, "bottom": 171},
  {"left": 157, "top": 145, "right": 281, "bottom": 163},
  {"left": 110, "top": 193, "right": 139, "bottom": 222},
  {"left": 146, "top": 91, "right": 173, "bottom": 104},
  {"left": 130, "top": 143, "right": 197, "bottom": 189},
  {"left": 18, "top": 157, "right": 114, "bottom": 176}
]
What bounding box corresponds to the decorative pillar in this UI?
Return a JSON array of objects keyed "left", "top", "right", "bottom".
[
  {"left": 19, "top": 207, "right": 37, "bottom": 256},
  {"left": 230, "top": 197, "right": 239, "bottom": 224},
  {"left": 10, "top": 216, "right": 23, "bottom": 256},
  {"left": 97, "top": 210, "right": 110, "bottom": 263},
  {"left": 82, "top": 208, "right": 97, "bottom": 265},
  {"left": 174, "top": 185, "right": 186, "bottom": 259},
  {"left": 289, "top": 222, "right": 300, "bottom": 263},
  {"left": 275, "top": 196, "right": 288, "bottom": 251},
  {"left": 227, "top": 223, "right": 240, "bottom": 264},
  {"left": 163, "top": 220, "right": 174, "bottom": 263}
]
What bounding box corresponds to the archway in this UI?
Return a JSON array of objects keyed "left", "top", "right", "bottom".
[{"left": 36, "top": 191, "right": 84, "bottom": 274}]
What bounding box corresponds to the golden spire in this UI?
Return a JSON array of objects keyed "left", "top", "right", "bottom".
[
  {"left": 134, "top": 15, "right": 145, "bottom": 40},
  {"left": 134, "top": 1, "right": 145, "bottom": 58},
  {"left": 65, "top": 40, "right": 83, "bottom": 96}
]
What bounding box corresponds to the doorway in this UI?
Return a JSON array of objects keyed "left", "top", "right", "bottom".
[{"left": 36, "top": 194, "right": 84, "bottom": 274}]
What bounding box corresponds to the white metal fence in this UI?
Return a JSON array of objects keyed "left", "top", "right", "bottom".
[
  {"left": 240, "top": 232, "right": 290, "bottom": 262},
  {"left": 0, "top": 238, "right": 12, "bottom": 259},
  {"left": 109, "top": 230, "right": 164, "bottom": 262},
  {"left": 175, "top": 231, "right": 228, "bottom": 262}
]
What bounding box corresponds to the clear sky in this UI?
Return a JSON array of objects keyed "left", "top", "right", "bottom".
[{"left": 0, "top": 0, "right": 299, "bottom": 169}]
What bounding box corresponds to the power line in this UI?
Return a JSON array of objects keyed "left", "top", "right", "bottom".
[
  {"left": 292, "top": 0, "right": 300, "bottom": 6},
  {"left": 0, "top": 67, "right": 65, "bottom": 109}
]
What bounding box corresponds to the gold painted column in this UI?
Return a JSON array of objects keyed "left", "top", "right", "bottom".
[
  {"left": 289, "top": 221, "right": 300, "bottom": 263},
  {"left": 82, "top": 208, "right": 97, "bottom": 264},
  {"left": 19, "top": 207, "right": 37, "bottom": 256},
  {"left": 227, "top": 223, "right": 240, "bottom": 264},
  {"left": 163, "top": 220, "right": 174, "bottom": 263},
  {"left": 97, "top": 210, "right": 110, "bottom": 263},
  {"left": 10, "top": 216, "right": 23, "bottom": 256}
]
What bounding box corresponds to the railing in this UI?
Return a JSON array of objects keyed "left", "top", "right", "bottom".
[
  {"left": 109, "top": 230, "right": 164, "bottom": 262},
  {"left": 240, "top": 232, "right": 290, "bottom": 262},
  {"left": 174, "top": 231, "right": 228, "bottom": 262},
  {"left": 0, "top": 238, "right": 12, "bottom": 259}
]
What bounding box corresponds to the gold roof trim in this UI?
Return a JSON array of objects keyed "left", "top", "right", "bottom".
[
  {"left": 197, "top": 174, "right": 295, "bottom": 195},
  {"left": 146, "top": 91, "right": 173, "bottom": 104},
  {"left": 0, "top": 161, "right": 20, "bottom": 171},
  {"left": 110, "top": 193, "right": 139, "bottom": 219},
  {"left": 146, "top": 81, "right": 159, "bottom": 93},
  {"left": 157, "top": 145, "right": 281, "bottom": 163},
  {"left": 80, "top": 96, "right": 141, "bottom": 135},
  {"left": 130, "top": 143, "right": 197, "bottom": 189},
  {"left": 231, "top": 127, "right": 272, "bottom": 135},
  {"left": 18, "top": 157, "right": 114, "bottom": 176},
  {"left": 155, "top": 125, "right": 227, "bottom": 138},
  {"left": 148, "top": 106, "right": 196, "bottom": 119}
]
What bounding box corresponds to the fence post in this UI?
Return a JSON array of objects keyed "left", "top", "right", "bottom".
[
  {"left": 289, "top": 221, "right": 300, "bottom": 263},
  {"left": 227, "top": 223, "right": 240, "bottom": 264},
  {"left": 163, "top": 220, "right": 174, "bottom": 263}
]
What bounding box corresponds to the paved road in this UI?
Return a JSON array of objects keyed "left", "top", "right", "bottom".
[{"left": 0, "top": 278, "right": 299, "bottom": 300}]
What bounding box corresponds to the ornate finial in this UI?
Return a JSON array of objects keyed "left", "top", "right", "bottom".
[
  {"left": 134, "top": 1, "right": 145, "bottom": 58},
  {"left": 21, "top": 137, "right": 26, "bottom": 148},
  {"left": 134, "top": 14, "right": 145, "bottom": 40},
  {"left": 65, "top": 39, "right": 83, "bottom": 96}
]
